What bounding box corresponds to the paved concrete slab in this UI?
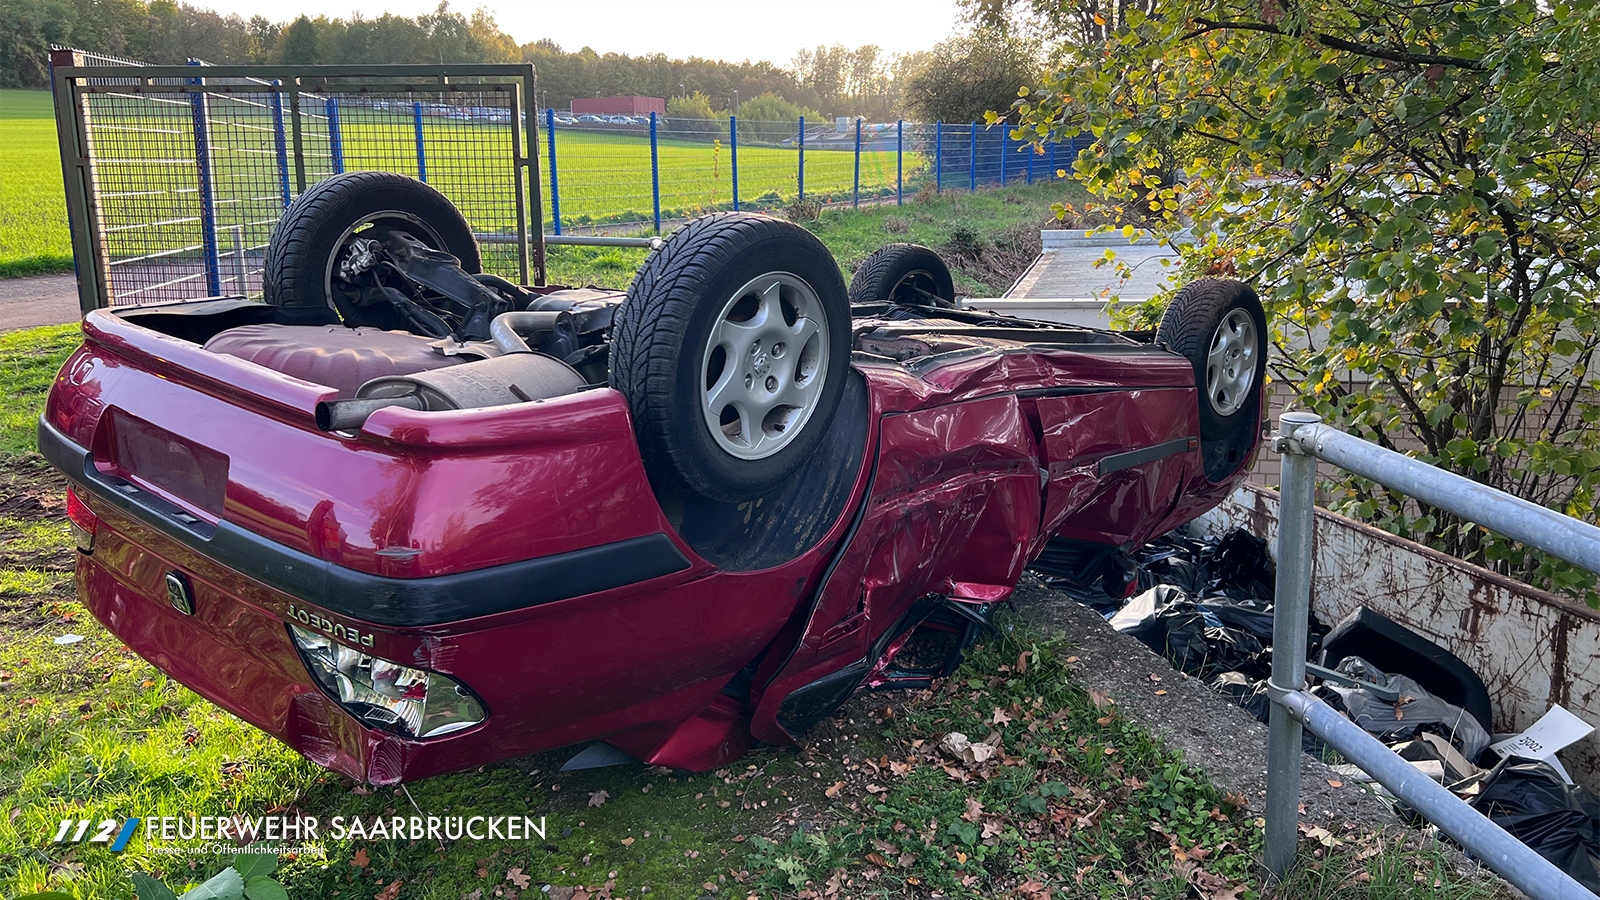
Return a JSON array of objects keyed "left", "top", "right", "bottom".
[
  {"left": 1007, "top": 243, "right": 1179, "bottom": 301},
  {"left": 0, "top": 274, "right": 81, "bottom": 332}
]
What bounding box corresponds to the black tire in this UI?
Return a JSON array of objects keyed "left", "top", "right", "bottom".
[
  {"left": 848, "top": 243, "right": 956, "bottom": 308},
  {"left": 1157, "top": 278, "right": 1267, "bottom": 482},
  {"left": 610, "top": 212, "right": 852, "bottom": 502},
  {"left": 263, "top": 171, "right": 481, "bottom": 314}
]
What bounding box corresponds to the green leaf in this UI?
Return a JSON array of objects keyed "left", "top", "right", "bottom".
[
  {"left": 14, "top": 893, "right": 80, "bottom": 900},
  {"left": 230, "top": 853, "right": 278, "bottom": 881},
  {"left": 132, "top": 873, "right": 180, "bottom": 900},
  {"left": 1313, "top": 64, "right": 1342, "bottom": 83},
  {"left": 244, "top": 877, "right": 289, "bottom": 900},
  {"left": 179, "top": 867, "right": 245, "bottom": 900}
]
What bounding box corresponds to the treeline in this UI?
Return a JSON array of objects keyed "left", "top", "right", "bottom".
[
  {"left": 0, "top": 0, "right": 517, "bottom": 87},
  {"left": 0, "top": 0, "right": 924, "bottom": 120}
]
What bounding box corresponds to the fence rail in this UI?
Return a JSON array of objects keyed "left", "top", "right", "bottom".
[
  {"left": 1265, "top": 411, "right": 1600, "bottom": 899},
  {"left": 537, "top": 113, "right": 1083, "bottom": 234}
]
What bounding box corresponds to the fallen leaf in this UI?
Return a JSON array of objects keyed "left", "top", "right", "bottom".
[
  {"left": 619, "top": 837, "right": 634, "bottom": 846},
  {"left": 1154, "top": 689, "right": 1167, "bottom": 696},
  {"left": 588, "top": 790, "right": 610, "bottom": 807},
  {"left": 864, "top": 852, "right": 889, "bottom": 867},
  {"left": 1148, "top": 673, "right": 1162, "bottom": 682},
  {"left": 375, "top": 878, "right": 403, "bottom": 900},
  {"left": 507, "top": 868, "right": 531, "bottom": 889},
  {"left": 1015, "top": 652, "right": 1029, "bottom": 674},
  {"left": 351, "top": 848, "right": 370, "bottom": 868},
  {"left": 992, "top": 708, "right": 1013, "bottom": 725},
  {"left": 824, "top": 781, "right": 845, "bottom": 799},
  {"left": 961, "top": 797, "right": 984, "bottom": 822},
  {"left": 1327, "top": 780, "right": 1343, "bottom": 788},
  {"left": 1086, "top": 688, "right": 1113, "bottom": 710}
]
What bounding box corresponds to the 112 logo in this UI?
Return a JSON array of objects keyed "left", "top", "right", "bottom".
[{"left": 52, "top": 818, "right": 140, "bottom": 852}]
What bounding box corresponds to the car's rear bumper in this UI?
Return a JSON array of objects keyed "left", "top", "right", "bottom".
[{"left": 39, "top": 418, "right": 692, "bottom": 627}]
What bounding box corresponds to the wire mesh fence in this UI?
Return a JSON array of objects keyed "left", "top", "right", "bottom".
[
  {"left": 51, "top": 50, "right": 538, "bottom": 309},
  {"left": 541, "top": 115, "right": 1086, "bottom": 234},
  {"left": 51, "top": 48, "right": 1087, "bottom": 309}
]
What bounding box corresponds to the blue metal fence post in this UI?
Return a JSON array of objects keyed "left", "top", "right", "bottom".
[
  {"left": 896, "top": 119, "right": 903, "bottom": 205},
  {"left": 1000, "top": 131, "right": 1007, "bottom": 185},
  {"left": 412, "top": 101, "right": 428, "bottom": 182},
  {"left": 1026, "top": 137, "right": 1034, "bottom": 184},
  {"left": 545, "top": 108, "right": 562, "bottom": 235},
  {"left": 270, "top": 80, "right": 291, "bottom": 208},
  {"left": 853, "top": 118, "right": 862, "bottom": 208},
  {"left": 186, "top": 60, "right": 222, "bottom": 296},
  {"left": 325, "top": 97, "right": 344, "bottom": 174},
  {"left": 1050, "top": 140, "right": 1058, "bottom": 178},
  {"left": 935, "top": 122, "right": 943, "bottom": 192},
  {"left": 650, "top": 112, "right": 661, "bottom": 234},
  {"left": 969, "top": 122, "right": 977, "bottom": 192},
  {"left": 731, "top": 115, "right": 740, "bottom": 211},
  {"left": 797, "top": 115, "right": 806, "bottom": 203}
]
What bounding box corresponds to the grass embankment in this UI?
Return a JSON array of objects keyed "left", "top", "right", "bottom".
[
  {"left": 0, "top": 90, "right": 73, "bottom": 278},
  {"left": 548, "top": 180, "right": 1065, "bottom": 298}
]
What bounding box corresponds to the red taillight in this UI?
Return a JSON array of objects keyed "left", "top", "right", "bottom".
[{"left": 65, "top": 487, "right": 97, "bottom": 553}]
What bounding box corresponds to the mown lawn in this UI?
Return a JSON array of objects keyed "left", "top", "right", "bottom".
[
  {"left": 0, "top": 89, "right": 73, "bottom": 277},
  {"left": 0, "top": 88, "right": 981, "bottom": 280}
]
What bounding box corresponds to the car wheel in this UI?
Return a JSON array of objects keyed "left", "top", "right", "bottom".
[
  {"left": 263, "top": 171, "right": 480, "bottom": 321},
  {"left": 1157, "top": 278, "right": 1267, "bottom": 482},
  {"left": 611, "top": 212, "right": 852, "bottom": 502},
  {"left": 848, "top": 243, "right": 957, "bottom": 308}
]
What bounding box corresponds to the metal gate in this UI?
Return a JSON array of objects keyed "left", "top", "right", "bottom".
[{"left": 50, "top": 50, "right": 544, "bottom": 313}]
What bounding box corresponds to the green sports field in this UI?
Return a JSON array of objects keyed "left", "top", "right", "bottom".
[
  {"left": 0, "top": 90, "right": 72, "bottom": 277},
  {"left": 0, "top": 88, "right": 922, "bottom": 280}
]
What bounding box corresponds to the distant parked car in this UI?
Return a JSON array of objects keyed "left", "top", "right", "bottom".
[
  {"left": 576, "top": 114, "right": 603, "bottom": 124},
  {"left": 554, "top": 115, "right": 577, "bottom": 125}
]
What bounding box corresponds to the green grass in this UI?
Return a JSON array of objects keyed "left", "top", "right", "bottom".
[
  {"left": 546, "top": 180, "right": 1074, "bottom": 297},
  {"left": 0, "top": 90, "right": 73, "bottom": 277},
  {"left": 0, "top": 89, "right": 1032, "bottom": 283},
  {"left": 0, "top": 324, "right": 80, "bottom": 454}
]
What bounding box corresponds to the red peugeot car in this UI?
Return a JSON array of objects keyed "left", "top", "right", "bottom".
[{"left": 41, "top": 172, "right": 1265, "bottom": 783}]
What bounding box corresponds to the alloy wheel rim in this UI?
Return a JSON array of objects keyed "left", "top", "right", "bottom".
[
  {"left": 1205, "top": 309, "right": 1257, "bottom": 417},
  {"left": 699, "top": 272, "right": 830, "bottom": 460}
]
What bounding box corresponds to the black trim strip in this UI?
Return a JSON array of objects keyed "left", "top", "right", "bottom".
[
  {"left": 1096, "top": 437, "right": 1193, "bottom": 477},
  {"left": 1014, "top": 385, "right": 1190, "bottom": 399},
  {"left": 39, "top": 418, "right": 692, "bottom": 627}
]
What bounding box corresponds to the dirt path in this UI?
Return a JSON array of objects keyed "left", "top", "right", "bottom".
[{"left": 0, "top": 274, "right": 79, "bottom": 331}]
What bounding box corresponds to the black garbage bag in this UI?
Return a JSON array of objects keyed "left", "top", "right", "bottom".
[
  {"left": 1209, "top": 671, "right": 1333, "bottom": 754},
  {"left": 1196, "top": 597, "right": 1276, "bottom": 643},
  {"left": 1458, "top": 757, "right": 1600, "bottom": 892},
  {"left": 1208, "top": 529, "right": 1277, "bottom": 602},
  {"left": 1321, "top": 606, "right": 1494, "bottom": 733},
  {"left": 1210, "top": 671, "right": 1271, "bottom": 722},
  {"left": 1029, "top": 538, "right": 1135, "bottom": 614},
  {"left": 1329, "top": 656, "right": 1491, "bottom": 761},
  {"left": 1110, "top": 586, "right": 1271, "bottom": 678},
  {"left": 1110, "top": 585, "right": 1212, "bottom": 674}
]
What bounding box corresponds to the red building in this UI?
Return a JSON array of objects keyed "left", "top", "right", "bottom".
[{"left": 571, "top": 96, "right": 667, "bottom": 116}]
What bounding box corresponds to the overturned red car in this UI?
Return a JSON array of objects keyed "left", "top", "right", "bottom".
[{"left": 41, "top": 172, "right": 1266, "bottom": 782}]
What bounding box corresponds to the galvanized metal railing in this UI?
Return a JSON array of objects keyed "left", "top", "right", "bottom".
[{"left": 1265, "top": 411, "right": 1600, "bottom": 899}]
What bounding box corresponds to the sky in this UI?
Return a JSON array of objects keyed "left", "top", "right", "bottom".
[{"left": 197, "top": 0, "right": 969, "bottom": 64}]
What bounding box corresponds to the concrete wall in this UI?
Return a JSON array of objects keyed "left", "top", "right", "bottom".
[{"left": 1197, "top": 483, "right": 1600, "bottom": 791}]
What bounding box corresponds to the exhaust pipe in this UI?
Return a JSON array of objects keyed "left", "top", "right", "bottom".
[{"left": 315, "top": 395, "right": 425, "bottom": 432}]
